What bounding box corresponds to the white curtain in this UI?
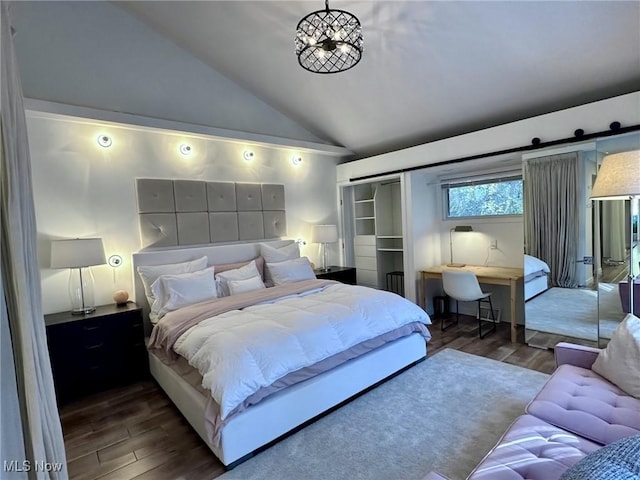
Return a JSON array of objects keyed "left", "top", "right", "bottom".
[
  {"left": 524, "top": 152, "right": 580, "bottom": 288},
  {"left": 1, "top": 3, "right": 68, "bottom": 479}
]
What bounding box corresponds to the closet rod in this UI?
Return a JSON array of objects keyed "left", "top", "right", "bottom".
[{"left": 349, "top": 124, "right": 640, "bottom": 183}]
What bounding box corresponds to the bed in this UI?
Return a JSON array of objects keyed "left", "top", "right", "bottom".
[
  {"left": 132, "top": 239, "right": 431, "bottom": 468},
  {"left": 524, "top": 254, "right": 550, "bottom": 301}
]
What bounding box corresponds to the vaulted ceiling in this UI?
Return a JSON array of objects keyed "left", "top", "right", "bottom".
[{"left": 115, "top": 1, "right": 640, "bottom": 160}]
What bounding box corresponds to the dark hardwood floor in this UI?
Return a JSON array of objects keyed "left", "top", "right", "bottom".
[{"left": 59, "top": 315, "right": 555, "bottom": 480}]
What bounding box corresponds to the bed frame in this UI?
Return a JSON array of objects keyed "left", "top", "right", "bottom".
[
  {"left": 132, "top": 240, "right": 427, "bottom": 468},
  {"left": 525, "top": 274, "right": 549, "bottom": 301}
]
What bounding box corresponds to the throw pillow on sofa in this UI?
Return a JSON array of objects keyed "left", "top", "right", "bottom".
[
  {"left": 559, "top": 433, "right": 640, "bottom": 480},
  {"left": 592, "top": 313, "right": 640, "bottom": 398}
]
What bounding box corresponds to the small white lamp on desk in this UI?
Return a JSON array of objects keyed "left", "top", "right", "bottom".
[
  {"left": 51, "top": 238, "right": 106, "bottom": 314},
  {"left": 312, "top": 224, "right": 338, "bottom": 272},
  {"left": 590, "top": 150, "right": 640, "bottom": 315},
  {"left": 448, "top": 225, "right": 473, "bottom": 267}
]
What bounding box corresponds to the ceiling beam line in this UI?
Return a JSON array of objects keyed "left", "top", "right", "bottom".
[{"left": 349, "top": 124, "right": 640, "bottom": 182}]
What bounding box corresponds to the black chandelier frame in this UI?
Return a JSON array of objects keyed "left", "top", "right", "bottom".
[{"left": 295, "top": 0, "right": 363, "bottom": 74}]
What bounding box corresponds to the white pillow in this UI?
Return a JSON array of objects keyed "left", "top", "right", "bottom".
[
  {"left": 267, "top": 257, "right": 316, "bottom": 286},
  {"left": 260, "top": 243, "right": 300, "bottom": 286},
  {"left": 592, "top": 313, "right": 640, "bottom": 398},
  {"left": 137, "top": 256, "right": 208, "bottom": 310},
  {"left": 150, "top": 267, "right": 217, "bottom": 319},
  {"left": 227, "top": 276, "right": 266, "bottom": 295},
  {"left": 215, "top": 260, "right": 261, "bottom": 297}
]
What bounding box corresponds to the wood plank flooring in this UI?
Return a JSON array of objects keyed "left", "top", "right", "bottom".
[{"left": 58, "top": 315, "right": 555, "bottom": 480}]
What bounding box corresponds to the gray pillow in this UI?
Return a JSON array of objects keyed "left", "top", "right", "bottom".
[{"left": 560, "top": 434, "right": 640, "bottom": 480}]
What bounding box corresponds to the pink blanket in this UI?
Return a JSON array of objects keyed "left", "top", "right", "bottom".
[{"left": 148, "top": 279, "right": 337, "bottom": 361}]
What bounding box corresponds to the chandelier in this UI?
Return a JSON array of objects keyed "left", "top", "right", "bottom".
[{"left": 295, "top": 0, "right": 363, "bottom": 74}]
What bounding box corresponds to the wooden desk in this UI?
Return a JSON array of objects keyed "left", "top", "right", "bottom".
[{"left": 420, "top": 265, "right": 524, "bottom": 343}]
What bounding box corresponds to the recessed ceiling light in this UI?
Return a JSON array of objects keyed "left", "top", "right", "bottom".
[
  {"left": 179, "top": 144, "right": 192, "bottom": 156},
  {"left": 97, "top": 135, "right": 112, "bottom": 147}
]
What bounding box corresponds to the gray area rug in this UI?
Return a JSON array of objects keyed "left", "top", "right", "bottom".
[
  {"left": 526, "top": 286, "right": 624, "bottom": 341},
  {"left": 218, "top": 348, "right": 549, "bottom": 480}
]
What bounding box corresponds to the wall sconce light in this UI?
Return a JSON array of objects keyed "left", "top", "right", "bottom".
[
  {"left": 296, "top": 238, "right": 307, "bottom": 247},
  {"left": 179, "top": 144, "right": 192, "bottom": 156},
  {"left": 107, "top": 255, "right": 123, "bottom": 267},
  {"left": 291, "top": 155, "right": 303, "bottom": 166},
  {"left": 243, "top": 150, "right": 255, "bottom": 161},
  {"left": 97, "top": 134, "right": 112, "bottom": 148}
]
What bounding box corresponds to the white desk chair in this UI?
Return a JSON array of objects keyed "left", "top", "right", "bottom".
[{"left": 441, "top": 270, "right": 497, "bottom": 339}]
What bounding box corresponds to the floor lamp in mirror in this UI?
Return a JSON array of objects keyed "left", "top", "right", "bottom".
[{"left": 590, "top": 150, "right": 640, "bottom": 316}]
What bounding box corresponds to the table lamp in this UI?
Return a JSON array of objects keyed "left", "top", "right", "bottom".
[
  {"left": 590, "top": 150, "right": 640, "bottom": 315},
  {"left": 448, "top": 225, "right": 473, "bottom": 267},
  {"left": 312, "top": 224, "right": 338, "bottom": 272},
  {"left": 51, "top": 238, "right": 106, "bottom": 314}
]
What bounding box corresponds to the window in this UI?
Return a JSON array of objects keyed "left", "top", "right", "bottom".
[{"left": 443, "top": 174, "right": 523, "bottom": 218}]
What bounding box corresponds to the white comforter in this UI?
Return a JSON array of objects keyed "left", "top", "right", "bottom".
[
  {"left": 173, "top": 283, "right": 430, "bottom": 420},
  {"left": 524, "top": 254, "right": 551, "bottom": 276}
]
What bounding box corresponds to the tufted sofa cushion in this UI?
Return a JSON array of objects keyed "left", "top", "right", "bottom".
[
  {"left": 467, "top": 414, "right": 601, "bottom": 480},
  {"left": 526, "top": 364, "right": 640, "bottom": 445}
]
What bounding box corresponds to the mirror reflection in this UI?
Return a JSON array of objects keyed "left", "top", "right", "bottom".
[
  {"left": 595, "top": 132, "right": 640, "bottom": 347},
  {"left": 521, "top": 131, "right": 639, "bottom": 349},
  {"left": 523, "top": 146, "right": 598, "bottom": 348}
]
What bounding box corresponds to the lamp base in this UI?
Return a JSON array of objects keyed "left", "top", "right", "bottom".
[
  {"left": 71, "top": 306, "right": 96, "bottom": 315},
  {"left": 446, "top": 263, "right": 466, "bottom": 268}
]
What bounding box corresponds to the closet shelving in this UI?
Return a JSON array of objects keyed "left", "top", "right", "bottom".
[
  {"left": 354, "top": 185, "right": 376, "bottom": 236},
  {"left": 347, "top": 180, "right": 405, "bottom": 296}
]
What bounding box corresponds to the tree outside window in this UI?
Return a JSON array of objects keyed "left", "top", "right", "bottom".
[{"left": 446, "top": 178, "right": 523, "bottom": 218}]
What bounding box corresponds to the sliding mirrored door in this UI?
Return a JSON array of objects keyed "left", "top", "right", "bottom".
[
  {"left": 523, "top": 147, "right": 598, "bottom": 348},
  {"left": 595, "top": 132, "right": 640, "bottom": 347}
]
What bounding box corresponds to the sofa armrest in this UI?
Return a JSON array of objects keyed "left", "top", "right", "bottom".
[
  {"left": 421, "top": 473, "right": 451, "bottom": 480},
  {"left": 554, "top": 342, "right": 601, "bottom": 369}
]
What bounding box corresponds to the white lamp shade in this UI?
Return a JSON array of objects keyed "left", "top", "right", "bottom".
[
  {"left": 312, "top": 225, "right": 338, "bottom": 244},
  {"left": 591, "top": 151, "right": 640, "bottom": 200},
  {"left": 51, "top": 238, "right": 106, "bottom": 268}
]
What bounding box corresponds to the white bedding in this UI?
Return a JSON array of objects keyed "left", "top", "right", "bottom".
[
  {"left": 524, "top": 254, "right": 550, "bottom": 300},
  {"left": 525, "top": 254, "right": 550, "bottom": 277},
  {"left": 173, "top": 283, "right": 431, "bottom": 420}
]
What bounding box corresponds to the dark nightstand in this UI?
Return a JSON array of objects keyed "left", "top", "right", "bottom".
[
  {"left": 314, "top": 266, "right": 357, "bottom": 285},
  {"left": 45, "top": 302, "right": 148, "bottom": 404}
]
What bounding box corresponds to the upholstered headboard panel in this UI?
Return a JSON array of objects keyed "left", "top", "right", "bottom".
[{"left": 136, "top": 179, "right": 286, "bottom": 248}]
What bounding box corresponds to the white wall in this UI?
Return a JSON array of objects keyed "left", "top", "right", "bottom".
[
  {"left": 403, "top": 170, "right": 441, "bottom": 306},
  {"left": 11, "top": 1, "right": 332, "bottom": 147},
  {"left": 28, "top": 111, "right": 341, "bottom": 315}
]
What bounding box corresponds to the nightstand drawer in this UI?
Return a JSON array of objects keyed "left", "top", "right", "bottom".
[
  {"left": 314, "top": 266, "right": 356, "bottom": 285},
  {"left": 45, "top": 303, "right": 147, "bottom": 404}
]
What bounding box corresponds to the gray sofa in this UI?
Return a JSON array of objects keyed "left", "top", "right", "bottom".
[{"left": 424, "top": 342, "right": 640, "bottom": 480}]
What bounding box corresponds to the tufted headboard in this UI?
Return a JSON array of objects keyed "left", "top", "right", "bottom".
[{"left": 136, "top": 179, "right": 287, "bottom": 248}]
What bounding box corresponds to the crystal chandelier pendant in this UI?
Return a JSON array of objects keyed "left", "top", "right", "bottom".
[{"left": 295, "top": 0, "right": 363, "bottom": 74}]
